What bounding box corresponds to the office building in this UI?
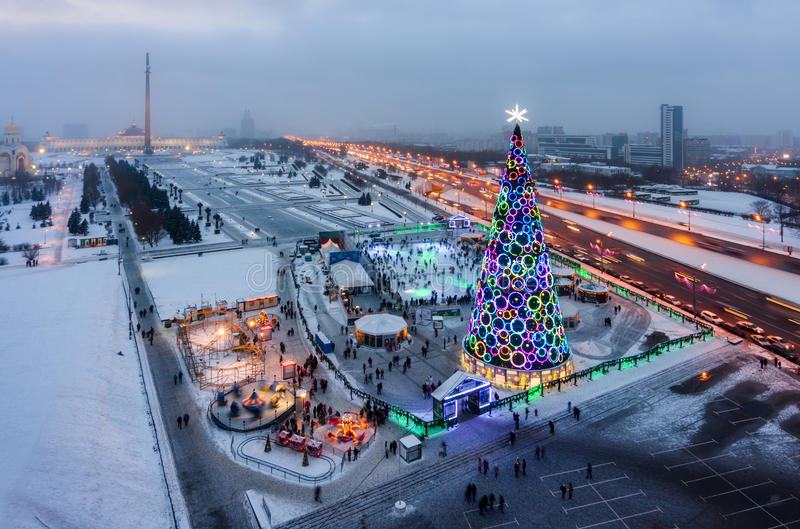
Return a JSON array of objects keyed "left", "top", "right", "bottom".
[
  {"left": 684, "top": 137, "right": 711, "bottom": 166},
  {"left": 777, "top": 130, "right": 793, "bottom": 149},
  {"left": 602, "top": 133, "right": 629, "bottom": 162},
  {"left": 661, "top": 104, "right": 684, "bottom": 170},
  {"left": 628, "top": 144, "right": 663, "bottom": 167},
  {"left": 537, "top": 135, "right": 611, "bottom": 160}
]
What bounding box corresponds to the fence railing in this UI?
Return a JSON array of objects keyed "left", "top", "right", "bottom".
[
  {"left": 288, "top": 238, "right": 714, "bottom": 439},
  {"left": 232, "top": 435, "right": 336, "bottom": 484}
]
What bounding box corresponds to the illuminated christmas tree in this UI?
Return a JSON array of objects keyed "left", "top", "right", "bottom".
[{"left": 463, "top": 122, "right": 571, "bottom": 373}]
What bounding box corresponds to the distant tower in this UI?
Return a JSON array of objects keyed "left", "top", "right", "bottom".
[{"left": 144, "top": 52, "right": 152, "bottom": 154}]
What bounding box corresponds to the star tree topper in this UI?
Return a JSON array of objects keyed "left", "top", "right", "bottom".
[{"left": 505, "top": 104, "right": 529, "bottom": 124}]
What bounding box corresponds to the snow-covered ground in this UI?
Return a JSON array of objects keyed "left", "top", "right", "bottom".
[
  {"left": 141, "top": 247, "right": 281, "bottom": 318},
  {"left": 0, "top": 260, "right": 172, "bottom": 529}
]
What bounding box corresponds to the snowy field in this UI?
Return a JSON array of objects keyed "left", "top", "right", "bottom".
[
  {"left": 0, "top": 260, "right": 171, "bottom": 529},
  {"left": 141, "top": 247, "right": 281, "bottom": 318}
]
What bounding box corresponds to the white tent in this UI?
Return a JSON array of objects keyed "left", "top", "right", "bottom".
[
  {"left": 355, "top": 313, "right": 406, "bottom": 336},
  {"left": 330, "top": 260, "right": 374, "bottom": 289},
  {"left": 320, "top": 240, "right": 342, "bottom": 263}
]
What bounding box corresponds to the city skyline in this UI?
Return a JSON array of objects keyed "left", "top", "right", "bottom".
[{"left": 1, "top": 1, "right": 799, "bottom": 139}]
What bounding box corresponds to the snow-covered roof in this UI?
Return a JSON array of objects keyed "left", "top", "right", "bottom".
[
  {"left": 431, "top": 370, "right": 490, "bottom": 402},
  {"left": 354, "top": 313, "right": 406, "bottom": 336},
  {"left": 399, "top": 435, "right": 421, "bottom": 448},
  {"left": 330, "top": 259, "right": 373, "bottom": 289}
]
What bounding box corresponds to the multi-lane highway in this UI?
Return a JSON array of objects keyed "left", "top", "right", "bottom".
[{"left": 316, "top": 146, "right": 800, "bottom": 351}]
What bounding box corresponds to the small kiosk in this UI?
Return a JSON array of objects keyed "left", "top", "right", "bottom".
[
  {"left": 578, "top": 283, "right": 609, "bottom": 303},
  {"left": 432, "top": 371, "right": 492, "bottom": 422},
  {"left": 399, "top": 434, "right": 422, "bottom": 463},
  {"left": 354, "top": 314, "right": 408, "bottom": 348}
]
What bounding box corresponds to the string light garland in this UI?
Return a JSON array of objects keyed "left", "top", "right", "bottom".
[{"left": 463, "top": 123, "right": 571, "bottom": 371}]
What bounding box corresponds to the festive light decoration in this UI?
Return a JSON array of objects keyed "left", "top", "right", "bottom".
[
  {"left": 463, "top": 124, "right": 571, "bottom": 371},
  {"left": 589, "top": 242, "right": 615, "bottom": 256},
  {"left": 674, "top": 272, "right": 717, "bottom": 294},
  {"left": 505, "top": 104, "right": 529, "bottom": 124},
  {"left": 326, "top": 412, "right": 369, "bottom": 444}
]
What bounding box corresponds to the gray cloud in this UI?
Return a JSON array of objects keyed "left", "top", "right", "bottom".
[{"left": 1, "top": 0, "right": 798, "bottom": 139}]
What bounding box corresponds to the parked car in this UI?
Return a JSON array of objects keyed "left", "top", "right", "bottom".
[
  {"left": 644, "top": 287, "right": 663, "bottom": 298},
  {"left": 700, "top": 310, "right": 724, "bottom": 325},
  {"left": 620, "top": 275, "right": 632, "bottom": 282},
  {"left": 736, "top": 321, "right": 765, "bottom": 335},
  {"left": 630, "top": 280, "right": 646, "bottom": 289},
  {"left": 663, "top": 295, "right": 682, "bottom": 307},
  {"left": 606, "top": 270, "right": 621, "bottom": 279},
  {"left": 751, "top": 334, "right": 772, "bottom": 348}
]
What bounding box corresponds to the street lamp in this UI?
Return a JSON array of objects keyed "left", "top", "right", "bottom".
[
  {"left": 755, "top": 214, "right": 766, "bottom": 250},
  {"left": 625, "top": 192, "right": 637, "bottom": 218},
  {"left": 587, "top": 184, "right": 599, "bottom": 209},
  {"left": 680, "top": 201, "right": 691, "bottom": 231},
  {"left": 674, "top": 270, "right": 717, "bottom": 327}
]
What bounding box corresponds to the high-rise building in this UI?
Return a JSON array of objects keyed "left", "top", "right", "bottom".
[
  {"left": 777, "top": 130, "right": 793, "bottom": 149},
  {"left": 661, "top": 104, "right": 684, "bottom": 170},
  {"left": 602, "top": 133, "right": 629, "bottom": 162},
  {"left": 62, "top": 123, "right": 89, "bottom": 139},
  {"left": 684, "top": 137, "right": 711, "bottom": 166},
  {"left": 635, "top": 131, "right": 659, "bottom": 145},
  {"left": 240, "top": 110, "right": 255, "bottom": 139}
]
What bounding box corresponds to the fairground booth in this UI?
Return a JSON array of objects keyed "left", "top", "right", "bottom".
[
  {"left": 577, "top": 283, "right": 609, "bottom": 303},
  {"left": 551, "top": 266, "right": 576, "bottom": 296},
  {"left": 432, "top": 371, "right": 492, "bottom": 422},
  {"left": 354, "top": 313, "right": 407, "bottom": 348}
]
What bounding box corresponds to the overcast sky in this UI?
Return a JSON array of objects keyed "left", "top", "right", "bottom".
[{"left": 1, "top": 0, "right": 798, "bottom": 140}]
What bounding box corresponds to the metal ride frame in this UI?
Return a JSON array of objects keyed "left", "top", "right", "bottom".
[{"left": 177, "top": 308, "right": 263, "bottom": 390}]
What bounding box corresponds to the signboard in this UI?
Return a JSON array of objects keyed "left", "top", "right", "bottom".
[
  {"left": 281, "top": 361, "right": 297, "bottom": 380},
  {"left": 237, "top": 295, "right": 279, "bottom": 313},
  {"left": 433, "top": 315, "right": 444, "bottom": 330},
  {"left": 329, "top": 250, "right": 360, "bottom": 265},
  {"left": 79, "top": 236, "right": 108, "bottom": 248}
]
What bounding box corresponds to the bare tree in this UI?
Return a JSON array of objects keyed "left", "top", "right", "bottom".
[
  {"left": 751, "top": 199, "right": 772, "bottom": 220},
  {"left": 22, "top": 244, "right": 40, "bottom": 263}
]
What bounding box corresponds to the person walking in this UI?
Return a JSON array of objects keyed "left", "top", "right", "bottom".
[
  {"left": 541, "top": 446, "right": 546, "bottom": 459},
  {"left": 549, "top": 420, "right": 555, "bottom": 434},
  {"left": 178, "top": 371, "right": 183, "bottom": 383},
  {"left": 499, "top": 495, "right": 505, "bottom": 513},
  {"left": 183, "top": 413, "right": 189, "bottom": 427},
  {"left": 587, "top": 463, "right": 592, "bottom": 479},
  {"left": 560, "top": 484, "right": 567, "bottom": 499},
  {"left": 489, "top": 493, "right": 495, "bottom": 511},
  {"left": 483, "top": 459, "right": 489, "bottom": 475},
  {"left": 177, "top": 416, "right": 182, "bottom": 429},
  {"left": 173, "top": 374, "right": 178, "bottom": 385},
  {"left": 360, "top": 514, "right": 367, "bottom": 528},
  {"left": 314, "top": 486, "right": 321, "bottom": 502},
  {"left": 535, "top": 446, "right": 540, "bottom": 460},
  {"left": 568, "top": 482, "right": 574, "bottom": 500},
  {"left": 514, "top": 461, "right": 520, "bottom": 478},
  {"left": 522, "top": 458, "right": 527, "bottom": 476},
  {"left": 494, "top": 465, "right": 499, "bottom": 479},
  {"left": 464, "top": 484, "right": 471, "bottom": 503}
]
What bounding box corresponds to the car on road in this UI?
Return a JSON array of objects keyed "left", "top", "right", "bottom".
[
  {"left": 720, "top": 321, "right": 745, "bottom": 337},
  {"left": 630, "top": 280, "right": 646, "bottom": 290},
  {"left": 736, "top": 321, "right": 765, "bottom": 335},
  {"left": 620, "top": 275, "right": 632, "bottom": 282},
  {"left": 767, "top": 336, "right": 795, "bottom": 353},
  {"left": 644, "top": 287, "right": 663, "bottom": 298},
  {"left": 700, "top": 310, "right": 724, "bottom": 325},
  {"left": 751, "top": 334, "right": 772, "bottom": 348},
  {"left": 663, "top": 294, "right": 682, "bottom": 307}
]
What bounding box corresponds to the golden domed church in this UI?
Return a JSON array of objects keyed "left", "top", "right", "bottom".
[{"left": 0, "top": 120, "right": 31, "bottom": 174}]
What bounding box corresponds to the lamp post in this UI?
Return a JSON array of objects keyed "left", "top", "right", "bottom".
[
  {"left": 674, "top": 270, "right": 717, "bottom": 328},
  {"left": 625, "top": 192, "right": 637, "bottom": 218},
  {"left": 755, "top": 214, "right": 766, "bottom": 250},
  {"left": 680, "top": 201, "right": 691, "bottom": 232}
]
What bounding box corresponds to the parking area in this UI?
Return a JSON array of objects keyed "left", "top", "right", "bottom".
[
  {"left": 641, "top": 392, "right": 800, "bottom": 529},
  {"left": 539, "top": 461, "right": 664, "bottom": 529},
  {"left": 461, "top": 500, "right": 519, "bottom": 529}
]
